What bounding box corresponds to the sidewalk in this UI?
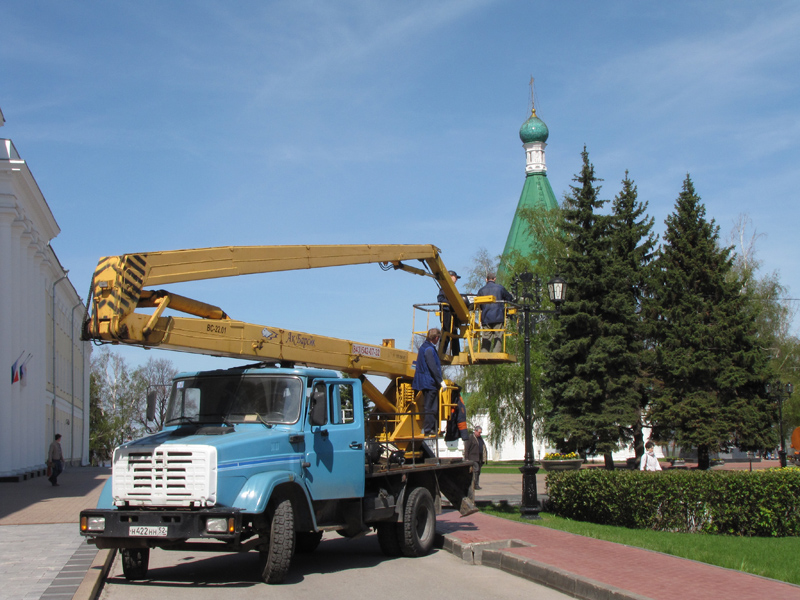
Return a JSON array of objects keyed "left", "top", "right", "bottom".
[
  {"left": 442, "top": 468, "right": 800, "bottom": 600},
  {"left": 0, "top": 467, "right": 112, "bottom": 600},
  {"left": 2, "top": 465, "right": 797, "bottom": 600}
]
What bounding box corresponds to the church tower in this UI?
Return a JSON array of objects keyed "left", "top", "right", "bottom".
[{"left": 500, "top": 101, "right": 559, "bottom": 263}]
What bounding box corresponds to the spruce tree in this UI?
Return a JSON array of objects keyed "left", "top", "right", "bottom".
[
  {"left": 645, "top": 176, "right": 770, "bottom": 469},
  {"left": 543, "top": 148, "right": 628, "bottom": 458},
  {"left": 605, "top": 172, "right": 658, "bottom": 465}
]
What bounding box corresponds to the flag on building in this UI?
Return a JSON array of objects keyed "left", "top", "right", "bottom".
[
  {"left": 11, "top": 351, "right": 24, "bottom": 384},
  {"left": 19, "top": 354, "right": 31, "bottom": 387}
]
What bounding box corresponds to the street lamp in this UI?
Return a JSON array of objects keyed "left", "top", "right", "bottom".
[
  {"left": 765, "top": 381, "right": 794, "bottom": 468},
  {"left": 513, "top": 272, "right": 567, "bottom": 518},
  {"left": 51, "top": 272, "right": 69, "bottom": 440}
]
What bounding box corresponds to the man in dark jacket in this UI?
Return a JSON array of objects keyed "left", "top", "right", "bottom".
[
  {"left": 412, "top": 328, "right": 443, "bottom": 435},
  {"left": 454, "top": 388, "right": 468, "bottom": 441},
  {"left": 464, "top": 426, "right": 487, "bottom": 489},
  {"left": 477, "top": 273, "right": 513, "bottom": 353},
  {"left": 437, "top": 270, "right": 461, "bottom": 357},
  {"left": 48, "top": 434, "right": 64, "bottom": 486}
]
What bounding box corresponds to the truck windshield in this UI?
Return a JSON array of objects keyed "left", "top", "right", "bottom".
[{"left": 165, "top": 374, "right": 303, "bottom": 426}]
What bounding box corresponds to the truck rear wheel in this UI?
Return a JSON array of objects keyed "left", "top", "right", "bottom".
[
  {"left": 376, "top": 522, "right": 402, "bottom": 557},
  {"left": 259, "top": 499, "right": 295, "bottom": 584},
  {"left": 401, "top": 486, "right": 435, "bottom": 557},
  {"left": 121, "top": 548, "right": 149, "bottom": 580}
]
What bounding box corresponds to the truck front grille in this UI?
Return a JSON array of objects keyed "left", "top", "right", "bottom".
[{"left": 112, "top": 444, "right": 217, "bottom": 507}]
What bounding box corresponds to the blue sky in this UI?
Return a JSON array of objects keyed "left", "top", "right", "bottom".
[{"left": 3, "top": 1, "right": 799, "bottom": 374}]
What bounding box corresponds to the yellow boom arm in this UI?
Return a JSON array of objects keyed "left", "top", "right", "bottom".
[{"left": 83, "top": 243, "right": 518, "bottom": 448}]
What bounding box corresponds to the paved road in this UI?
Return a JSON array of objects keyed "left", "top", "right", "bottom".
[
  {"left": 97, "top": 532, "right": 572, "bottom": 600},
  {"left": 4, "top": 463, "right": 798, "bottom": 600}
]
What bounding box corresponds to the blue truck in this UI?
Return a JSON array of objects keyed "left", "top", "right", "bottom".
[{"left": 81, "top": 364, "right": 475, "bottom": 583}]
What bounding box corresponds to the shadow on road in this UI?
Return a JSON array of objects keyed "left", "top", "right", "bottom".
[{"left": 107, "top": 532, "right": 403, "bottom": 588}]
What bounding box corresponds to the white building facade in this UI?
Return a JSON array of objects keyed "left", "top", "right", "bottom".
[{"left": 0, "top": 111, "right": 91, "bottom": 480}]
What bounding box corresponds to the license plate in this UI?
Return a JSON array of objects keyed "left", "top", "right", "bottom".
[{"left": 129, "top": 526, "right": 168, "bottom": 537}]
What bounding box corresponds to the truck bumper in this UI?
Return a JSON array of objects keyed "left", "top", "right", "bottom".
[{"left": 80, "top": 508, "right": 243, "bottom": 549}]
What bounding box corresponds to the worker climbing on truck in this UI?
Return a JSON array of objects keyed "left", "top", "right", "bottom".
[{"left": 412, "top": 328, "right": 444, "bottom": 436}]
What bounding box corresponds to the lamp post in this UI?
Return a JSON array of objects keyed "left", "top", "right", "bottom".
[
  {"left": 513, "top": 272, "right": 567, "bottom": 518},
  {"left": 69, "top": 300, "right": 84, "bottom": 465},
  {"left": 765, "top": 381, "right": 794, "bottom": 468},
  {"left": 51, "top": 272, "right": 69, "bottom": 440}
]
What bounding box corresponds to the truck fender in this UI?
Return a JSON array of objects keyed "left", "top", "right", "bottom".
[
  {"left": 96, "top": 478, "right": 114, "bottom": 509},
  {"left": 232, "top": 471, "right": 314, "bottom": 522}
]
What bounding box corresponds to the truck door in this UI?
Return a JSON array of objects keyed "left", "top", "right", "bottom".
[{"left": 304, "top": 378, "right": 365, "bottom": 500}]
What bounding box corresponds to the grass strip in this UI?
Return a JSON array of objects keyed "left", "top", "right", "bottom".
[{"left": 482, "top": 503, "right": 800, "bottom": 585}]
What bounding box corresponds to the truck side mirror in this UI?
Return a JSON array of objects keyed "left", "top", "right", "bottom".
[
  {"left": 309, "top": 383, "right": 328, "bottom": 427},
  {"left": 146, "top": 391, "right": 157, "bottom": 422}
]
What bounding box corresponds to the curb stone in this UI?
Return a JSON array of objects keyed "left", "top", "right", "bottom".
[
  {"left": 73, "top": 548, "right": 116, "bottom": 600},
  {"left": 439, "top": 532, "right": 652, "bottom": 600}
]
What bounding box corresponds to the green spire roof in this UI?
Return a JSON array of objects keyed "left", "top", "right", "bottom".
[
  {"left": 501, "top": 108, "right": 558, "bottom": 263},
  {"left": 501, "top": 171, "right": 558, "bottom": 260}
]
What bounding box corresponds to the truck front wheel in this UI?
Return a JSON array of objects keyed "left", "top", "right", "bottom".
[
  {"left": 258, "top": 499, "right": 295, "bottom": 584},
  {"left": 401, "top": 486, "right": 435, "bottom": 557},
  {"left": 121, "top": 548, "right": 149, "bottom": 580}
]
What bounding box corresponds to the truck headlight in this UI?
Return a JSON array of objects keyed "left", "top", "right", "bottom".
[
  {"left": 81, "top": 516, "right": 106, "bottom": 532},
  {"left": 206, "top": 517, "right": 235, "bottom": 534}
]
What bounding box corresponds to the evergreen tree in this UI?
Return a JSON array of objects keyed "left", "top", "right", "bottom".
[
  {"left": 608, "top": 172, "right": 658, "bottom": 464},
  {"left": 645, "top": 176, "right": 771, "bottom": 469},
  {"left": 544, "top": 147, "right": 631, "bottom": 458}
]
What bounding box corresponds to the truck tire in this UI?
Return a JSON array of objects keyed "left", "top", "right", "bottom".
[
  {"left": 121, "top": 548, "right": 149, "bottom": 580},
  {"left": 376, "top": 522, "right": 402, "bottom": 557},
  {"left": 259, "top": 499, "right": 295, "bottom": 584},
  {"left": 295, "top": 531, "right": 323, "bottom": 553},
  {"left": 401, "top": 486, "right": 435, "bottom": 557}
]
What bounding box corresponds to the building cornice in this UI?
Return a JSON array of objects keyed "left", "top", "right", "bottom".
[{"left": 0, "top": 143, "right": 61, "bottom": 243}]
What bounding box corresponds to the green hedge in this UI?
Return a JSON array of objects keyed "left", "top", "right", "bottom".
[{"left": 545, "top": 468, "right": 800, "bottom": 537}]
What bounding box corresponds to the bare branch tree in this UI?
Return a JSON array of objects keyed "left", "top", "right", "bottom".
[{"left": 132, "top": 358, "right": 179, "bottom": 432}]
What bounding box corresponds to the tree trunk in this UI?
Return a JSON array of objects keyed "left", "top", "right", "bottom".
[
  {"left": 632, "top": 420, "right": 645, "bottom": 460},
  {"left": 603, "top": 452, "right": 615, "bottom": 470},
  {"left": 697, "top": 444, "right": 710, "bottom": 470}
]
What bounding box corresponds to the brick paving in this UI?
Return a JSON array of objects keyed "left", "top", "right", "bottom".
[
  {"left": 437, "top": 510, "right": 800, "bottom": 600},
  {"left": 442, "top": 463, "right": 800, "bottom": 600}
]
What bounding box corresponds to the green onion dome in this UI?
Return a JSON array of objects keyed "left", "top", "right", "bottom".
[{"left": 519, "top": 108, "right": 549, "bottom": 144}]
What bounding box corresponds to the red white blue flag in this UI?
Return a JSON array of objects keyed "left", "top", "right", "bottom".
[{"left": 11, "top": 352, "right": 24, "bottom": 384}]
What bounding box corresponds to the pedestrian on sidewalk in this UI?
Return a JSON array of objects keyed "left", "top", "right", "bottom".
[
  {"left": 465, "top": 426, "right": 488, "bottom": 489},
  {"left": 48, "top": 434, "right": 64, "bottom": 486},
  {"left": 639, "top": 441, "right": 662, "bottom": 471}
]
